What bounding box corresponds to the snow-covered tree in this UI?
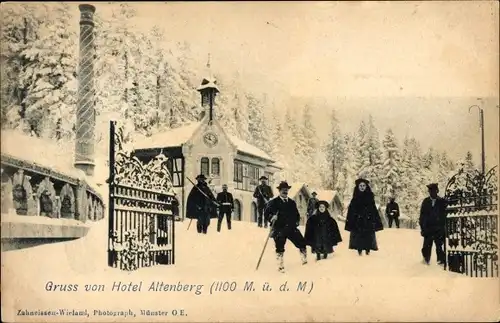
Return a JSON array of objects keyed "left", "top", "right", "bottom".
[
  {"left": 1, "top": 3, "right": 77, "bottom": 139},
  {"left": 464, "top": 151, "right": 475, "bottom": 173},
  {"left": 247, "top": 93, "right": 267, "bottom": 150},
  {"left": 381, "top": 128, "right": 402, "bottom": 203},
  {"left": 323, "top": 109, "right": 344, "bottom": 190},
  {"left": 337, "top": 133, "right": 358, "bottom": 202}
]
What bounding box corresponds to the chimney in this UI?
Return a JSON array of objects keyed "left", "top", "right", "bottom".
[{"left": 74, "top": 4, "right": 96, "bottom": 176}]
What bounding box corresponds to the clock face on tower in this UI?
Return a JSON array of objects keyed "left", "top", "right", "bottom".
[{"left": 203, "top": 132, "right": 218, "bottom": 147}]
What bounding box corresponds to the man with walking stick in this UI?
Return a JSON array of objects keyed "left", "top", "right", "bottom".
[
  {"left": 253, "top": 176, "right": 274, "bottom": 228},
  {"left": 186, "top": 174, "right": 218, "bottom": 234},
  {"left": 263, "top": 181, "right": 308, "bottom": 273}
]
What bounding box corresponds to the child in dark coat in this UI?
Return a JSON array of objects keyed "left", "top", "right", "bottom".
[{"left": 305, "top": 200, "right": 343, "bottom": 261}]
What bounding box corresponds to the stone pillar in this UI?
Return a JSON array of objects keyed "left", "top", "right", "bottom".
[{"left": 74, "top": 4, "right": 96, "bottom": 176}]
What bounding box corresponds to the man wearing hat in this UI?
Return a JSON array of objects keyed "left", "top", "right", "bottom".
[
  {"left": 306, "top": 191, "right": 319, "bottom": 219},
  {"left": 253, "top": 175, "right": 274, "bottom": 228},
  {"left": 216, "top": 184, "right": 234, "bottom": 232},
  {"left": 186, "top": 174, "right": 218, "bottom": 234},
  {"left": 385, "top": 197, "right": 400, "bottom": 228},
  {"left": 264, "top": 181, "right": 308, "bottom": 273},
  {"left": 419, "top": 183, "right": 448, "bottom": 265}
]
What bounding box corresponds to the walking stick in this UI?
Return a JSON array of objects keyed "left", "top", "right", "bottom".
[
  {"left": 256, "top": 215, "right": 277, "bottom": 271},
  {"left": 187, "top": 219, "right": 193, "bottom": 231}
]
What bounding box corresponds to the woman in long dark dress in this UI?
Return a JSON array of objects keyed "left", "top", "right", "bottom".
[
  {"left": 345, "top": 178, "right": 383, "bottom": 256},
  {"left": 305, "top": 200, "right": 343, "bottom": 261}
]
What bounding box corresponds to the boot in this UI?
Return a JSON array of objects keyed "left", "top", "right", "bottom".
[
  {"left": 365, "top": 250, "right": 370, "bottom": 255},
  {"left": 277, "top": 252, "right": 285, "bottom": 273},
  {"left": 300, "top": 248, "right": 307, "bottom": 265},
  {"left": 323, "top": 253, "right": 327, "bottom": 259},
  {"left": 358, "top": 250, "right": 363, "bottom": 256},
  {"left": 316, "top": 253, "right": 321, "bottom": 261}
]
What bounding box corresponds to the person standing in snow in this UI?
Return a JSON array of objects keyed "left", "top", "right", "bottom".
[
  {"left": 345, "top": 178, "right": 384, "bottom": 256},
  {"left": 385, "top": 197, "right": 400, "bottom": 228},
  {"left": 253, "top": 176, "right": 274, "bottom": 228},
  {"left": 264, "top": 181, "right": 308, "bottom": 272},
  {"left": 186, "top": 174, "right": 218, "bottom": 234},
  {"left": 306, "top": 191, "right": 319, "bottom": 219},
  {"left": 419, "top": 183, "right": 447, "bottom": 265},
  {"left": 216, "top": 184, "right": 234, "bottom": 232},
  {"left": 305, "top": 200, "right": 343, "bottom": 261}
]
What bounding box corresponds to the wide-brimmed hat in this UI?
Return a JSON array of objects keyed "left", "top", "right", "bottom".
[
  {"left": 355, "top": 178, "right": 370, "bottom": 186},
  {"left": 316, "top": 200, "right": 329, "bottom": 208},
  {"left": 426, "top": 183, "right": 439, "bottom": 190},
  {"left": 276, "top": 181, "right": 292, "bottom": 190},
  {"left": 196, "top": 174, "right": 207, "bottom": 180},
  {"left": 311, "top": 191, "right": 317, "bottom": 196},
  {"left": 259, "top": 176, "right": 268, "bottom": 180}
]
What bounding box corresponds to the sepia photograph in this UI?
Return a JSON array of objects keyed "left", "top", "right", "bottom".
[{"left": 1, "top": 1, "right": 499, "bottom": 322}]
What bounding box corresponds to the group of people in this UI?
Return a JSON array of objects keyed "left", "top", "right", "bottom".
[
  {"left": 185, "top": 172, "right": 448, "bottom": 272},
  {"left": 261, "top": 178, "right": 447, "bottom": 272},
  {"left": 185, "top": 174, "right": 236, "bottom": 234}
]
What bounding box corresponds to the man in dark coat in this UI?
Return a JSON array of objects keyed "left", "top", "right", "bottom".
[
  {"left": 385, "top": 197, "right": 400, "bottom": 228},
  {"left": 264, "top": 181, "right": 308, "bottom": 273},
  {"left": 186, "top": 174, "right": 218, "bottom": 234},
  {"left": 216, "top": 184, "right": 234, "bottom": 232},
  {"left": 419, "top": 183, "right": 447, "bottom": 265},
  {"left": 253, "top": 176, "right": 274, "bottom": 228},
  {"left": 306, "top": 191, "right": 319, "bottom": 219}
]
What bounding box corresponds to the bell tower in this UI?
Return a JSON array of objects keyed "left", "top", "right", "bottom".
[{"left": 197, "top": 54, "right": 220, "bottom": 123}]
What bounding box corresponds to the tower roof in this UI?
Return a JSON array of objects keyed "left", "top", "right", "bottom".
[{"left": 197, "top": 53, "right": 220, "bottom": 93}]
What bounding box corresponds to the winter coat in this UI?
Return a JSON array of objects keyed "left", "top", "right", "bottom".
[
  {"left": 305, "top": 211, "right": 342, "bottom": 254},
  {"left": 216, "top": 191, "right": 234, "bottom": 211},
  {"left": 253, "top": 184, "right": 274, "bottom": 207},
  {"left": 419, "top": 196, "right": 447, "bottom": 237},
  {"left": 186, "top": 183, "right": 218, "bottom": 219},
  {"left": 385, "top": 201, "right": 400, "bottom": 218},
  {"left": 306, "top": 198, "right": 319, "bottom": 217},
  {"left": 345, "top": 194, "right": 383, "bottom": 233},
  {"left": 264, "top": 197, "right": 301, "bottom": 233}
]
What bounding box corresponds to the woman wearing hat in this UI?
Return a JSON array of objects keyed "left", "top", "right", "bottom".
[
  {"left": 305, "top": 200, "right": 343, "bottom": 261},
  {"left": 345, "top": 178, "right": 383, "bottom": 255}
]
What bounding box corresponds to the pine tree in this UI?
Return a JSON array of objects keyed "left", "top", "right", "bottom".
[
  {"left": 0, "top": 3, "right": 50, "bottom": 131},
  {"left": 1, "top": 3, "right": 76, "bottom": 139},
  {"left": 324, "top": 109, "right": 344, "bottom": 190},
  {"left": 381, "top": 128, "right": 401, "bottom": 203},
  {"left": 247, "top": 93, "right": 266, "bottom": 150},
  {"left": 464, "top": 151, "right": 475, "bottom": 173},
  {"left": 337, "top": 133, "right": 358, "bottom": 202},
  {"left": 355, "top": 120, "right": 368, "bottom": 175}
]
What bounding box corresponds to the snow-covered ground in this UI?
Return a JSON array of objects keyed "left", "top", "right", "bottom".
[{"left": 2, "top": 220, "right": 499, "bottom": 322}]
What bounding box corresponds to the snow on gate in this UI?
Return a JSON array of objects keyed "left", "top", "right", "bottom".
[{"left": 107, "top": 121, "right": 177, "bottom": 271}]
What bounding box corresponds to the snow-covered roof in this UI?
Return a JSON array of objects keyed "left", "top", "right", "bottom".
[
  {"left": 314, "top": 189, "right": 340, "bottom": 204},
  {"left": 1, "top": 130, "right": 85, "bottom": 179},
  {"left": 132, "top": 121, "right": 274, "bottom": 161},
  {"left": 132, "top": 122, "right": 203, "bottom": 150},
  {"left": 228, "top": 135, "right": 273, "bottom": 161}
]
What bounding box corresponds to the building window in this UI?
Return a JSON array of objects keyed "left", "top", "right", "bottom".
[
  {"left": 166, "top": 158, "right": 183, "bottom": 187},
  {"left": 201, "top": 157, "right": 209, "bottom": 176},
  {"left": 211, "top": 158, "right": 220, "bottom": 176},
  {"left": 234, "top": 161, "right": 243, "bottom": 182}
]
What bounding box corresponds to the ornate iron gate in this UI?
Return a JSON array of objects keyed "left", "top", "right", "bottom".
[
  {"left": 107, "top": 121, "right": 176, "bottom": 271},
  {"left": 444, "top": 166, "right": 498, "bottom": 277}
]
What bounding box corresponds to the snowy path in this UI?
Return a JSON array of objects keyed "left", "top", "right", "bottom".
[{"left": 2, "top": 220, "right": 499, "bottom": 322}]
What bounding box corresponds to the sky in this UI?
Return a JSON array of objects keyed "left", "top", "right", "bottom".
[{"left": 70, "top": 2, "right": 499, "bottom": 164}]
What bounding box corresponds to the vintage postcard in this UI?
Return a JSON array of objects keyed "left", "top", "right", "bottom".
[{"left": 1, "top": 1, "right": 499, "bottom": 322}]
